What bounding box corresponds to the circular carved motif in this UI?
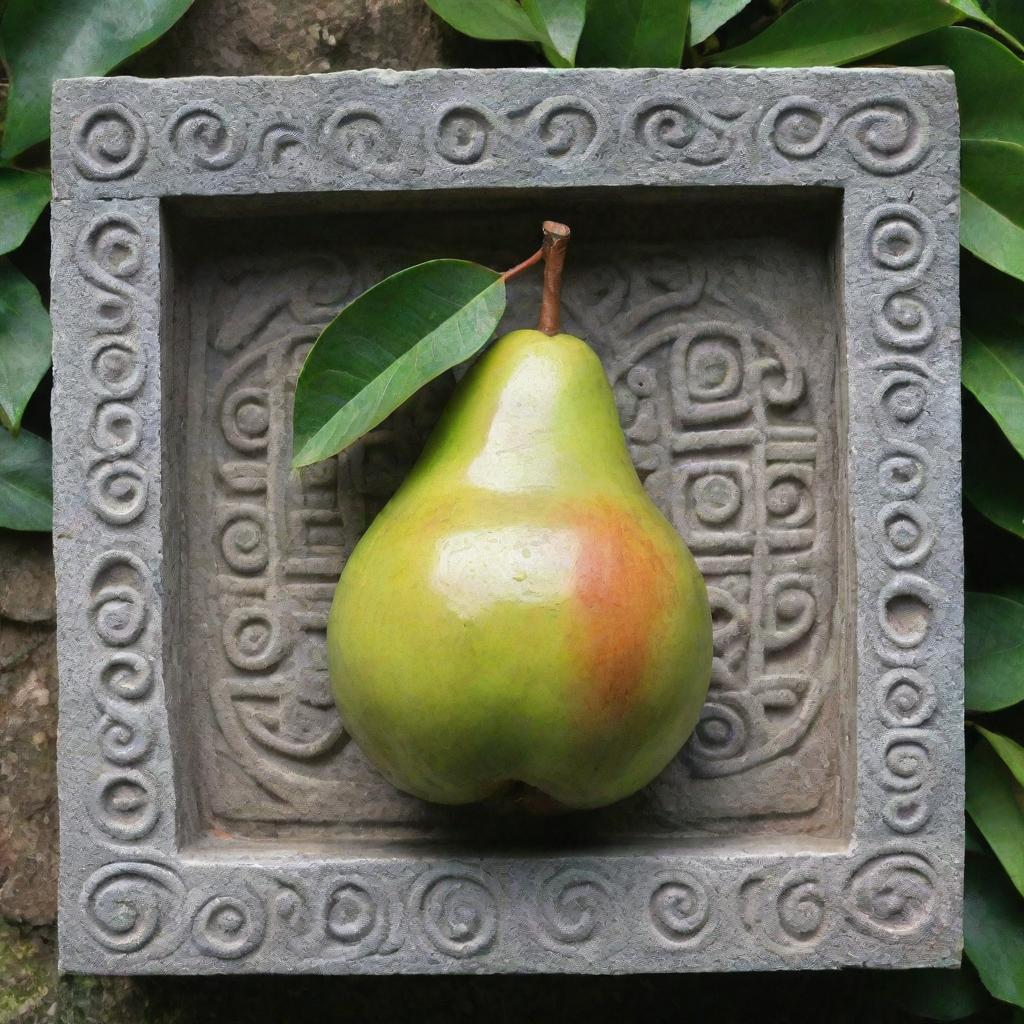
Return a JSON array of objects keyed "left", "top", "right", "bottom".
[
  {"left": 191, "top": 891, "right": 266, "bottom": 959},
  {"left": 649, "top": 872, "right": 714, "bottom": 948},
  {"left": 535, "top": 867, "right": 615, "bottom": 950},
  {"left": 169, "top": 103, "right": 245, "bottom": 170},
  {"left": 878, "top": 668, "right": 936, "bottom": 729},
  {"left": 90, "top": 769, "right": 159, "bottom": 841},
  {"left": 434, "top": 105, "right": 494, "bottom": 165},
  {"left": 844, "top": 851, "right": 937, "bottom": 939},
  {"left": 72, "top": 103, "right": 148, "bottom": 181},
  {"left": 413, "top": 866, "right": 500, "bottom": 958},
  {"left": 81, "top": 861, "right": 185, "bottom": 954}
]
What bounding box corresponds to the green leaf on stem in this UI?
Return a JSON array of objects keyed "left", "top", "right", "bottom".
[
  {"left": 965, "top": 591, "right": 1024, "bottom": 712},
  {"left": 967, "top": 738, "right": 1024, "bottom": 898},
  {"left": 964, "top": 854, "right": 1024, "bottom": 1009},
  {"left": 0, "top": 259, "right": 51, "bottom": 433},
  {"left": 0, "top": 427, "right": 51, "bottom": 531},
  {"left": 880, "top": 28, "right": 1024, "bottom": 281},
  {"left": 0, "top": 0, "right": 196, "bottom": 158},
  {"left": 292, "top": 260, "right": 506, "bottom": 468},
  {"left": 576, "top": 0, "right": 690, "bottom": 68},
  {"left": 987, "top": 0, "right": 1024, "bottom": 46},
  {"left": 977, "top": 726, "right": 1024, "bottom": 790},
  {"left": 424, "top": 0, "right": 544, "bottom": 44},
  {"left": 963, "top": 393, "right": 1024, "bottom": 540},
  {"left": 945, "top": 0, "right": 1024, "bottom": 50},
  {"left": 522, "top": 0, "right": 587, "bottom": 63},
  {"left": 0, "top": 169, "right": 50, "bottom": 256},
  {"left": 963, "top": 323, "right": 1024, "bottom": 461},
  {"left": 707, "top": 0, "right": 961, "bottom": 68},
  {"left": 690, "top": 0, "right": 751, "bottom": 45}
]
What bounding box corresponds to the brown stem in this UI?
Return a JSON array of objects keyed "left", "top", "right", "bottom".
[
  {"left": 500, "top": 246, "right": 544, "bottom": 283},
  {"left": 538, "top": 221, "right": 570, "bottom": 336}
]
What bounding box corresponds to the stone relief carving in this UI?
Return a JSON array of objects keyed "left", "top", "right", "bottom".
[
  {"left": 184, "top": 231, "right": 840, "bottom": 833},
  {"left": 66, "top": 92, "right": 932, "bottom": 183},
  {"left": 51, "top": 69, "right": 961, "bottom": 975},
  {"left": 77, "top": 849, "right": 942, "bottom": 963}
]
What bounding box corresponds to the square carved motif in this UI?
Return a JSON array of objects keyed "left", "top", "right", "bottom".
[{"left": 51, "top": 67, "right": 963, "bottom": 975}]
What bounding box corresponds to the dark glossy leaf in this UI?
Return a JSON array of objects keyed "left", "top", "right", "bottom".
[
  {"left": 963, "top": 392, "right": 1024, "bottom": 540},
  {"left": 978, "top": 726, "right": 1024, "bottom": 789},
  {"left": 961, "top": 140, "right": 1024, "bottom": 282},
  {"left": 0, "top": 0, "right": 196, "bottom": 158},
  {"left": 292, "top": 260, "right": 505, "bottom": 468},
  {"left": 967, "top": 738, "right": 1024, "bottom": 898},
  {"left": 964, "top": 855, "right": 1024, "bottom": 1008},
  {"left": 424, "top": 0, "right": 544, "bottom": 43},
  {"left": 987, "top": 0, "right": 1024, "bottom": 45},
  {"left": 576, "top": 0, "right": 690, "bottom": 68},
  {"left": 962, "top": 323, "right": 1024, "bottom": 461},
  {"left": 0, "top": 427, "right": 52, "bottom": 531},
  {"left": 690, "top": 0, "right": 751, "bottom": 44},
  {"left": 882, "top": 963, "right": 989, "bottom": 1021},
  {"left": 946, "top": 0, "right": 1023, "bottom": 50},
  {"left": 0, "top": 259, "right": 51, "bottom": 433},
  {"left": 965, "top": 592, "right": 1024, "bottom": 711},
  {"left": 708, "top": 0, "right": 961, "bottom": 67},
  {"left": 880, "top": 28, "right": 1024, "bottom": 280},
  {"left": 0, "top": 169, "right": 49, "bottom": 256},
  {"left": 522, "top": 0, "right": 586, "bottom": 63}
]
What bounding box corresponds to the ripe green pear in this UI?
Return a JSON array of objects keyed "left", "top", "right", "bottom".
[{"left": 327, "top": 329, "right": 712, "bottom": 809}]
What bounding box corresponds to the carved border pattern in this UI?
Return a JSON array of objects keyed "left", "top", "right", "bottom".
[
  {"left": 52, "top": 69, "right": 961, "bottom": 975},
  {"left": 76, "top": 851, "right": 940, "bottom": 964},
  {"left": 74, "top": 211, "right": 165, "bottom": 850},
  {"left": 864, "top": 202, "right": 943, "bottom": 836},
  {"left": 67, "top": 93, "right": 930, "bottom": 182}
]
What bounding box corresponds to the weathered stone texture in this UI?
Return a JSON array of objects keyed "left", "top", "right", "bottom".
[{"left": 49, "top": 66, "right": 962, "bottom": 976}]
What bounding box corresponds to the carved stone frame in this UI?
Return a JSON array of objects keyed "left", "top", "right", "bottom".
[{"left": 51, "top": 68, "right": 963, "bottom": 974}]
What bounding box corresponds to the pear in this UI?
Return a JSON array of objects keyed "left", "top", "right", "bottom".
[{"left": 327, "top": 321, "right": 712, "bottom": 810}]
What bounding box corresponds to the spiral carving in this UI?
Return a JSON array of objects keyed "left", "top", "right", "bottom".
[
  {"left": 740, "top": 871, "right": 829, "bottom": 951},
  {"left": 88, "top": 459, "right": 149, "bottom": 525},
  {"left": 97, "top": 703, "right": 154, "bottom": 766},
  {"left": 76, "top": 214, "right": 144, "bottom": 334},
  {"left": 649, "top": 873, "right": 713, "bottom": 947},
  {"left": 222, "top": 607, "right": 291, "bottom": 671},
  {"left": 89, "top": 552, "right": 150, "bottom": 647},
  {"left": 842, "top": 98, "right": 929, "bottom": 175},
  {"left": 322, "top": 107, "right": 398, "bottom": 171},
  {"left": 90, "top": 769, "right": 160, "bottom": 840},
  {"left": 760, "top": 97, "right": 833, "bottom": 159},
  {"left": 633, "top": 98, "right": 735, "bottom": 165},
  {"left": 844, "top": 851, "right": 936, "bottom": 938},
  {"left": 435, "top": 105, "right": 494, "bottom": 165},
  {"left": 169, "top": 103, "right": 245, "bottom": 170},
  {"left": 81, "top": 862, "right": 185, "bottom": 954},
  {"left": 877, "top": 501, "right": 934, "bottom": 569},
  {"left": 88, "top": 338, "right": 145, "bottom": 400},
  {"left": 867, "top": 204, "right": 934, "bottom": 274},
  {"left": 874, "top": 291, "right": 935, "bottom": 350},
  {"left": 414, "top": 867, "right": 500, "bottom": 958},
  {"left": 878, "top": 668, "right": 936, "bottom": 729},
  {"left": 72, "top": 103, "right": 148, "bottom": 181},
  {"left": 219, "top": 506, "right": 269, "bottom": 574},
  {"left": 191, "top": 891, "right": 266, "bottom": 959},
  {"left": 535, "top": 868, "right": 614, "bottom": 948},
  {"left": 878, "top": 444, "right": 929, "bottom": 500},
  {"left": 324, "top": 877, "right": 388, "bottom": 956},
  {"left": 529, "top": 97, "right": 601, "bottom": 161}
]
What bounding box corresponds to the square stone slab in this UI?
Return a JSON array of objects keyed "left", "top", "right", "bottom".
[{"left": 50, "top": 67, "right": 963, "bottom": 975}]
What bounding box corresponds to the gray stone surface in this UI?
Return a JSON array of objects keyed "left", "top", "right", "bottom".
[{"left": 50, "top": 67, "right": 962, "bottom": 975}]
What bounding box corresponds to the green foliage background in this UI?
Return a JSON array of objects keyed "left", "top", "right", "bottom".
[{"left": 1, "top": 0, "right": 1022, "bottom": 1016}]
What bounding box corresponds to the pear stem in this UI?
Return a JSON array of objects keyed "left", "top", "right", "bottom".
[{"left": 538, "top": 221, "right": 570, "bottom": 336}]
